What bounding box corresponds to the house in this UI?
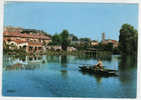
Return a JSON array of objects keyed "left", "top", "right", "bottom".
[
  {"left": 67, "top": 47, "right": 77, "bottom": 52},
  {"left": 101, "top": 32, "right": 119, "bottom": 48},
  {"left": 101, "top": 39, "right": 119, "bottom": 48},
  {"left": 3, "top": 26, "right": 51, "bottom": 53},
  {"left": 91, "top": 40, "right": 99, "bottom": 46}
]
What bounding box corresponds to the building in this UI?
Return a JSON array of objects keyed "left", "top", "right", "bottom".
[
  {"left": 90, "top": 40, "right": 99, "bottom": 46},
  {"left": 101, "top": 39, "right": 119, "bottom": 48},
  {"left": 102, "top": 32, "right": 105, "bottom": 41},
  {"left": 3, "top": 26, "right": 51, "bottom": 53},
  {"left": 101, "top": 32, "right": 119, "bottom": 48}
]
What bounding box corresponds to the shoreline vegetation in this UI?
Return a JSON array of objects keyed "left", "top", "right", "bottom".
[{"left": 3, "top": 48, "right": 113, "bottom": 57}]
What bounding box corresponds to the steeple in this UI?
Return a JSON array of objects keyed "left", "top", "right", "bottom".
[{"left": 102, "top": 32, "right": 105, "bottom": 41}]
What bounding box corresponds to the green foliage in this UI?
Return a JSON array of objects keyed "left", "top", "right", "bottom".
[
  {"left": 50, "top": 30, "right": 70, "bottom": 51},
  {"left": 72, "top": 35, "right": 78, "bottom": 41},
  {"left": 60, "top": 30, "right": 70, "bottom": 51},
  {"left": 105, "top": 43, "right": 113, "bottom": 51},
  {"left": 69, "top": 34, "right": 78, "bottom": 41},
  {"left": 80, "top": 38, "right": 91, "bottom": 42},
  {"left": 113, "top": 47, "right": 120, "bottom": 54},
  {"left": 94, "top": 43, "right": 113, "bottom": 51},
  {"left": 21, "top": 29, "right": 51, "bottom": 37},
  {"left": 52, "top": 34, "right": 62, "bottom": 45},
  {"left": 119, "top": 24, "right": 138, "bottom": 55}
]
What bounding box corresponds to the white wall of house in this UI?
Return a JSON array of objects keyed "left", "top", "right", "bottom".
[{"left": 17, "top": 43, "right": 28, "bottom": 49}]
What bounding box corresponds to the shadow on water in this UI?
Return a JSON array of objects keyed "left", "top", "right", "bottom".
[{"left": 79, "top": 70, "right": 115, "bottom": 84}]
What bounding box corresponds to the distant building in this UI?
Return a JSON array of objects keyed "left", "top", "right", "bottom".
[
  {"left": 70, "top": 40, "right": 81, "bottom": 45},
  {"left": 67, "top": 47, "right": 77, "bottom": 52},
  {"left": 101, "top": 39, "right": 119, "bottom": 48},
  {"left": 102, "top": 32, "right": 105, "bottom": 41},
  {"left": 90, "top": 40, "right": 99, "bottom": 46},
  {"left": 101, "top": 32, "right": 119, "bottom": 48},
  {"left": 3, "top": 26, "right": 51, "bottom": 53},
  {"left": 46, "top": 46, "right": 62, "bottom": 51}
]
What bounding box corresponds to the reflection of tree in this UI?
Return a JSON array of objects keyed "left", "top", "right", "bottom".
[
  {"left": 118, "top": 55, "right": 137, "bottom": 83},
  {"left": 95, "top": 53, "right": 112, "bottom": 62},
  {"left": 75, "top": 55, "right": 92, "bottom": 60},
  {"left": 119, "top": 55, "right": 137, "bottom": 70},
  {"left": 75, "top": 54, "right": 112, "bottom": 62},
  {"left": 19, "top": 56, "right": 26, "bottom": 62},
  {"left": 46, "top": 56, "right": 60, "bottom": 63},
  {"left": 61, "top": 55, "right": 67, "bottom": 67},
  {"left": 60, "top": 56, "right": 68, "bottom": 78}
]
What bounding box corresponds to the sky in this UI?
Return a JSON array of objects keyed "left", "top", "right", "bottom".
[{"left": 4, "top": 2, "right": 138, "bottom": 41}]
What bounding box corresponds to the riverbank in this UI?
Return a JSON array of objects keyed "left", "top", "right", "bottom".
[{"left": 3, "top": 49, "right": 115, "bottom": 62}]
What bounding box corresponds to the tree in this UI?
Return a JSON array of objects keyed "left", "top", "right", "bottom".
[
  {"left": 119, "top": 24, "right": 138, "bottom": 55},
  {"left": 60, "top": 30, "right": 70, "bottom": 51},
  {"left": 52, "top": 34, "right": 61, "bottom": 45},
  {"left": 72, "top": 35, "right": 78, "bottom": 41},
  {"left": 80, "top": 38, "right": 91, "bottom": 42},
  {"left": 105, "top": 43, "right": 113, "bottom": 51}
]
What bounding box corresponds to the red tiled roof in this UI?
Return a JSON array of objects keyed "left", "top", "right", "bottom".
[
  {"left": 102, "top": 39, "right": 118, "bottom": 45},
  {"left": 3, "top": 31, "right": 51, "bottom": 40},
  {"left": 12, "top": 39, "right": 27, "bottom": 44},
  {"left": 28, "top": 42, "right": 43, "bottom": 46}
]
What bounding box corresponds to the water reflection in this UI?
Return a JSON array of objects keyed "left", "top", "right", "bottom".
[
  {"left": 80, "top": 71, "right": 103, "bottom": 83},
  {"left": 4, "top": 63, "right": 41, "bottom": 71},
  {"left": 118, "top": 55, "right": 137, "bottom": 83},
  {"left": 61, "top": 55, "right": 67, "bottom": 67},
  {"left": 118, "top": 55, "right": 137, "bottom": 70},
  {"left": 46, "top": 56, "right": 60, "bottom": 63},
  {"left": 60, "top": 70, "right": 68, "bottom": 79},
  {"left": 3, "top": 55, "right": 46, "bottom": 71},
  {"left": 75, "top": 54, "right": 112, "bottom": 62},
  {"left": 3, "top": 54, "right": 137, "bottom": 98},
  {"left": 60, "top": 56, "right": 68, "bottom": 79}
]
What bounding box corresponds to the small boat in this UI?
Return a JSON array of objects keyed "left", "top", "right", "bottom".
[{"left": 79, "top": 66, "right": 118, "bottom": 77}]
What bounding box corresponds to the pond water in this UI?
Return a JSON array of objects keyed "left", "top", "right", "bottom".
[{"left": 2, "top": 54, "right": 137, "bottom": 98}]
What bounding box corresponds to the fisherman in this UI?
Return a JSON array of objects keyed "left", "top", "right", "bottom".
[{"left": 95, "top": 59, "right": 103, "bottom": 70}]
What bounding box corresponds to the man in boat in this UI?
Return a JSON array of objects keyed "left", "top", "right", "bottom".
[{"left": 95, "top": 59, "right": 103, "bottom": 70}]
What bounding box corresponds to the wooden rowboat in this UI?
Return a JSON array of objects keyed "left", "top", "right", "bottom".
[{"left": 79, "top": 66, "right": 118, "bottom": 77}]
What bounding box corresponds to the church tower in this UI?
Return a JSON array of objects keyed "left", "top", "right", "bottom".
[{"left": 102, "top": 32, "right": 105, "bottom": 41}]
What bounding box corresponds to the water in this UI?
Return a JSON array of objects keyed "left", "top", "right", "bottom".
[{"left": 2, "top": 54, "right": 137, "bottom": 98}]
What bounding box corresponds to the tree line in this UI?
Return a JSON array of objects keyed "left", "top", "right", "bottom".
[
  {"left": 48, "top": 23, "right": 138, "bottom": 55},
  {"left": 48, "top": 30, "right": 93, "bottom": 51}
]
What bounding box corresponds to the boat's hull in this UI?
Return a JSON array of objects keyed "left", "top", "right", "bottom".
[{"left": 79, "top": 66, "right": 118, "bottom": 77}]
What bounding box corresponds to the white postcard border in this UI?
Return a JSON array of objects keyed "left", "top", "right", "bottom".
[{"left": 0, "top": 0, "right": 141, "bottom": 100}]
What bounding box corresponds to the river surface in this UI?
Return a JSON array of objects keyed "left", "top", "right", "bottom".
[{"left": 2, "top": 54, "right": 137, "bottom": 98}]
